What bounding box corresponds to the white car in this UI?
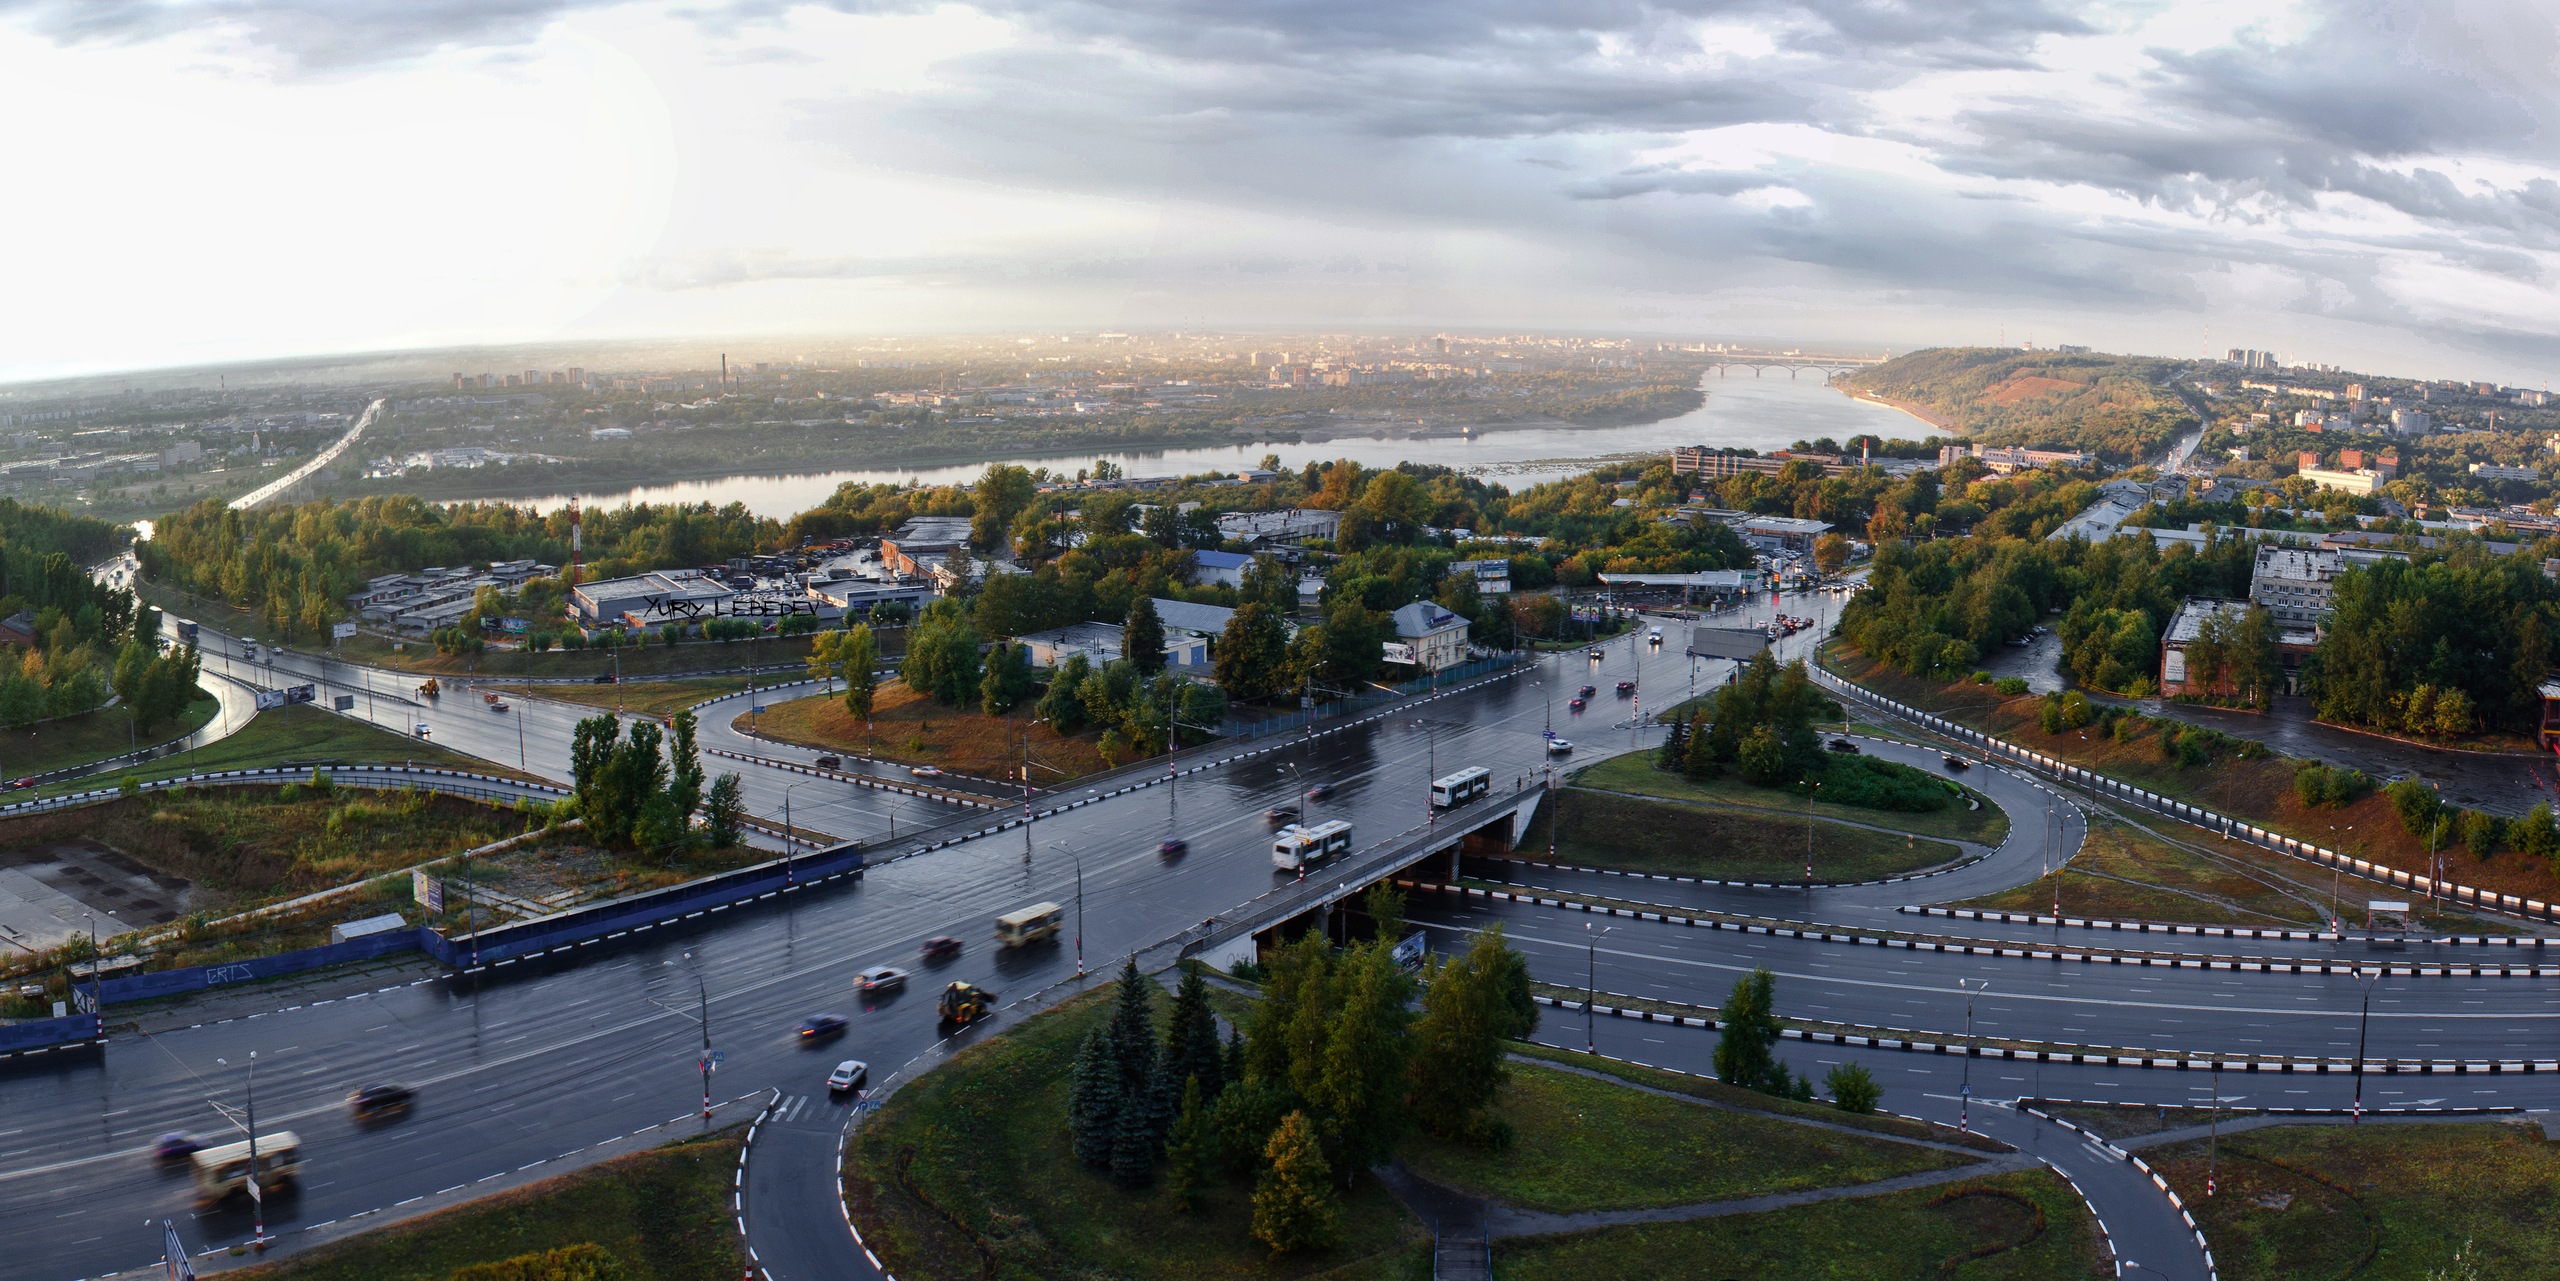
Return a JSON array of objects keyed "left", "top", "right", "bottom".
[
  {"left": 856, "top": 965, "right": 908, "bottom": 994},
  {"left": 826, "top": 1059, "right": 869, "bottom": 1094},
  {"left": 1546, "top": 738, "right": 1574, "bottom": 755},
  {"left": 909, "top": 765, "right": 943, "bottom": 778}
]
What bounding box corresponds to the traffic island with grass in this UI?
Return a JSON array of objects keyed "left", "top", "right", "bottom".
[
  {"left": 1952, "top": 816, "right": 2334, "bottom": 927},
  {"left": 0, "top": 687, "right": 219, "bottom": 783},
  {"left": 747, "top": 682, "right": 1125, "bottom": 781},
  {"left": 1566, "top": 750, "right": 2007, "bottom": 845},
  {"left": 39, "top": 703, "right": 535, "bottom": 798},
  {"left": 1511, "top": 785, "right": 1969, "bottom": 884},
  {"left": 495, "top": 677, "right": 753, "bottom": 720},
  {"left": 229, "top": 1131, "right": 743, "bottom": 1281},
  {"left": 2148, "top": 1119, "right": 2560, "bottom": 1281}
]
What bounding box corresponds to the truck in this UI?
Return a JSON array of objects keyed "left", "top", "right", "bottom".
[
  {"left": 995, "top": 902, "right": 1064, "bottom": 948},
  {"left": 1272, "top": 819, "right": 1353, "bottom": 871},
  {"left": 174, "top": 618, "right": 199, "bottom": 645},
  {"left": 936, "top": 981, "right": 997, "bottom": 1028},
  {"left": 417, "top": 678, "right": 440, "bottom": 699}
]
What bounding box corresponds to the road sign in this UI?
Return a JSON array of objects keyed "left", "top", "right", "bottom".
[
  {"left": 699, "top": 1049, "right": 725, "bottom": 1073},
  {"left": 333, "top": 694, "right": 355, "bottom": 712},
  {"left": 414, "top": 870, "right": 443, "bottom": 913}
]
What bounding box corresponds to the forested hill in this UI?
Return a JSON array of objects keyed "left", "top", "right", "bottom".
[{"left": 1836, "top": 348, "right": 2199, "bottom": 463}]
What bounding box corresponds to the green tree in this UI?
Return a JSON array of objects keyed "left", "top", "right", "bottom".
[
  {"left": 1250, "top": 1111, "right": 1338, "bottom": 1254},
  {"left": 980, "top": 641, "right": 1033, "bottom": 716},
  {"left": 1160, "top": 968, "right": 1226, "bottom": 1104},
  {"left": 1216, "top": 602, "right": 1292, "bottom": 700},
  {"left": 1823, "top": 1062, "right": 1880, "bottom": 1114},
  {"left": 667, "top": 709, "right": 703, "bottom": 823},
  {"left": 1068, "top": 1029, "right": 1122, "bottom": 1170},
  {"left": 971, "top": 463, "right": 1036, "bottom": 551},
  {"left": 1037, "top": 653, "right": 1092, "bottom": 733},
  {"left": 1735, "top": 724, "right": 1786, "bottom": 786},
  {"left": 1162, "top": 1075, "right": 1213, "bottom": 1210},
  {"left": 1713, "top": 968, "right": 1785, "bottom": 1095},
  {"left": 840, "top": 625, "right": 879, "bottom": 724},
  {"left": 2463, "top": 809, "right": 2505, "bottom": 859},
  {"left": 703, "top": 773, "right": 743, "bottom": 846},
  {"left": 1309, "top": 940, "right": 1416, "bottom": 1173},
  {"left": 900, "top": 601, "right": 983, "bottom": 708},
  {"left": 1125, "top": 597, "right": 1166, "bottom": 675},
  {"left": 1409, "top": 924, "right": 1534, "bottom": 1142},
  {"left": 2514, "top": 802, "right": 2558, "bottom": 863}
]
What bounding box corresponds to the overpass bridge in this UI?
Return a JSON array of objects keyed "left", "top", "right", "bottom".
[{"left": 1703, "top": 356, "right": 1887, "bottom": 379}]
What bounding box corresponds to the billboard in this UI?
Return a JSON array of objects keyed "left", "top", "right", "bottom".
[
  {"left": 253, "top": 689, "right": 286, "bottom": 710},
  {"left": 331, "top": 622, "right": 358, "bottom": 639},
  {"left": 1381, "top": 641, "right": 1417, "bottom": 665},
  {"left": 333, "top": 694, "right": 355, "bottom": 712},
  {"left": 413, "top": 870, "right": 443, "bottom": 913}
]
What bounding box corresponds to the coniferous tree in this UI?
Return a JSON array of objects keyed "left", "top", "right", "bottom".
[
  {"left": 1126, "top": 596, "right": 1167, "bottom": 674},
  {"left": 1251, "top": 1111, "right": 1338, "bottom": 1255},
  {"left": 1160, "top": 968, "right": 1226, "bottom": 1105},
  {"left": 1110, "top": 1055, "right": 1164, "bottom": 1188},
  {"left": 1162, "top": 1075, "right": 1213, "bottom": 1210},
  {"left": 1067, "top": 1029, "right": 1121, "bottom": 1169},
  {"left": 1714, "top": 967, "right": 1785, "bottom": 1095}
]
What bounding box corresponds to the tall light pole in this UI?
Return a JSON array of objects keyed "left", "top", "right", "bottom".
[
  {"left": 1585, "top": 922, "right": 1612, "bottom": 1053},
  {"left": 212, "top": 1051, "right": 267, "bottom": 1248},
  {"left": 80, "top": 912, "right": 101, "bottom": 1036},
  {"left": 781, "top": 780, "right": 809, "bottom": 884},
  {"left": 2350, "top": 967, "right": 2376, "bottom": 1123},
  {"left": 1049, "top": 840, "right": 1086, "bottom": 977},
  {"left": 1804, "top": 779, "right": 1821, "bottom": 891},
  {"left": 665, "top": 954, "right": 713, "bottom": 1122},
  {"left": 1414, "top": 716, "right": 1437, "bottom": 823},
  {"left": 1957, "top": 978, "right": 1989, "bottom": 1132}
]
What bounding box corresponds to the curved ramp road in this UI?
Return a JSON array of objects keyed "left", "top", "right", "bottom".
[{"left": 0, "top": 593, "right": 2519, "bottom": 1281}]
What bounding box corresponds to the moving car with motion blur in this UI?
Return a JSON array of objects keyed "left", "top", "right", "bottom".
[
  {"left": 348, "top": 1083, "right": 414, "bottom": 1119},
  {"left": 919, "top": 935, "right": 963, "bottom": 960},
  {"left": 797, "top": 1013, "right": 849, "bottom": 1040},
  {"left": 1159, "top": 837, "right": 1188, "bottom": 857},
  {"left": 856, "top": 966, "right": 907, "bottom": 994}
]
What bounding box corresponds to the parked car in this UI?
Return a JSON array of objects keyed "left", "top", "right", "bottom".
[
  {"left": 348, "top": 1083, "right": 414, "bottom": 1119},
  {"left": 918, "top": 936, "right": 963, "bottom": 960},
  {"left": 796, "top": 1014, "right": 849, "bottom": 1040},
  {"left": 1546, "top": 738, "right": 1575, "bottom": 755},
  {"left": 1828, "top": 738, "right": 1860, "bottom": 754},
  {"left": 856, "top": 966, "right": 908, "bottom": 994},
  {"left": 826, "top": 1059, "right": 869, "bottom": 1094},
  {"left": 1159, "top": 838, "right": 1188, "bottom": 857},
  {"left": 814, "top": 755, "right": 842, "bottom": 771}
]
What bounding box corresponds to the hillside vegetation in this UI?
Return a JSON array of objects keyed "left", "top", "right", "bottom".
[{"left": 1838, "top": 348, "right": 2197, "bottom": 462}]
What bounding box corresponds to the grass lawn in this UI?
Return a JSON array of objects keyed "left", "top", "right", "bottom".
[
  {"left": 750, "top": 682, "right": 1146, "bottom": 782},
  {"left": 1503, "top": 1044, "right": 2008, "bottom": 1153},
  {"left": 2041, "top": 1103, "right": 2259, "bottom": 1142},
  {"left": 1514, "top": 787, "right": 1966, "bottom": 883},
  {"left": 1830, "top": 648, "right": 2560, "bottom": 909},
  {"left": 0, "top": 690, "right": 218, "bottom": 782},
  {"left": 0, "top": 782, "right": 535, "bottom": 910},
  {"left": 2150, "top": 1121, "right": 2560, "bottom": 1281},
  {"left": 233, "top": 1132, "right": 742, "bottom": 1281},
  {"left": 45, "top": 704, "right": 526, "bottom": 797},
  {"left": 1951, "top": 817, "right": 2332, "bottom": 927},
  {"left": 1567, "top": 751, "right": 2008, "bottom": 846},
  {"left": 1490, "top": 1167, "right": 2108, "bottom": 1280},
  {"left": 497, "top": 677, "right": 752, "bottom": 719},
  {"left": 1399, "top": 1062, "right": 1966, "bottom": 1214},
  {"left": 848, "top": 983, "right": 1427, "bottom": 1281}
]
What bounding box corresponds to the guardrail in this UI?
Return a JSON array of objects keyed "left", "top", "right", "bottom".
[
  {"left": 0, "top": 763, "right": 565, "bottom": 822},
  {"left": 1811, "top": 666, "right": 2560, "bottom": 925}
]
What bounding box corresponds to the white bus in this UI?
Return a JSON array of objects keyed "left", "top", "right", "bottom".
[
  {"left": 1430, "top": 767, "right": 1491, "bottom": 809},
  {"left": 1272, "top": 820, "right": 1354, "bottom": 871},
  {"left": 190, "top": 1131, "right": 301, "bottom": 1204},
  {"left": 995, "top": 902, "right": 1064, "bottom": 948}
]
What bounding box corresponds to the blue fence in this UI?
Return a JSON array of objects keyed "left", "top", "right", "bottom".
[
  {"left": 96, "top": 928, "right": 425, "bottom": 1004},
  {"left": 0, "top": 1013, "right": 98, "bottom": 1056},
  {"left": 420, "top": 840, "right": 868, "bottom": 968}
]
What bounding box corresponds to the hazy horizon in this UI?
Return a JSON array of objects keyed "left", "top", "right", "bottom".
[{"left": 4, "top": 1, "right": 2556, "bottom": 386}]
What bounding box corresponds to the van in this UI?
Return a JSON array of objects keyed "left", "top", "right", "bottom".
[
  {"left": 190, "top": 1131, "right": 301, "bottom": 1204},
  {"left": 1272, "top": 820, "right": 1353, "bottom": 871},
  {"left": 1429, "top": 767, "right": 1490, "bottom": 809},
  {"left": 995, "top": 902, "right": 1065, "bottom": 948}
]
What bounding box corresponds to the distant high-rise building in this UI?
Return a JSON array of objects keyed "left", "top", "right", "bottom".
[
  {"left": 2224, "top": 348, "right": 2279, "bottom": 370},
  {"left": 452, "top": 373, "right": 467, "bottom": 390}
]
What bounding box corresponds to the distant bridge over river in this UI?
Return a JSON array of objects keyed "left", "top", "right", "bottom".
[{"left": 1703, "top": 356, "right": 1889, "bottom": 378}]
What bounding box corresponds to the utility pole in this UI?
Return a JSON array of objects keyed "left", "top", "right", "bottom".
[
  {"left": 1957, "top": 978, "right": 1988, "bottom": 1132},
  {"left": 2351, "top": 968, "right": 2374, "bottom": 1122},
  {"left": 1585, "top": 922, "right": 1611, "bottom": 1053}
]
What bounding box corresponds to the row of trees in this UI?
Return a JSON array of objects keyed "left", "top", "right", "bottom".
[
  {"left": 567, "top": 710, "right": 745, "bottom": 852},
  {"left": 0, "top": 505, "right": 152, "bottom": 729},
  {"left": 1066, "top": 894, "right": 1535, "bottom": 1255},
  {"left": 1658, "top": 653, "right": 1833, "bottom": 788},
  {"left": 2311, "top": 554, "right": 2560, "bottom": 737}
]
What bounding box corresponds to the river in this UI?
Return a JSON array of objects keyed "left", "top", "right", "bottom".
[{"left": 499, "top": 372, "right": 1932, "bottom": 520}]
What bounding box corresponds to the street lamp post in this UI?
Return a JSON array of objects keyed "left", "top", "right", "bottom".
[
  {"left": 2351, "top": 968, "right": 2376, "bottom": 1122},
  {"left": 782, "top": 780, "right": 809, "bottom": 885},
  {"left": 665, "top": 954, "right": 713, "bottom": 1122},
  {"left": 1585, "top": 921, "right": 1612, "bottom": 1053},
  {"left": 1049, "top": 841, "right": 1086, "bottom": 977},
  {"left": 1414, "top": 716, "right": 1437, "bottom": 823},
  {"left": 212, "top": 1051, "right": 268, "bottom": 1248},
  {"left": 1804, "top": 780, "right": 1821, "bottom": 891},
  {"left": 1957, "top": 978, "right": 1989, "bottom": 1132}
]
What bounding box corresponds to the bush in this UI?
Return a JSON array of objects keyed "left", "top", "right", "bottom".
[
  {"left": 2463, "top": 809, "right": 2505, "bottom": 859},
  {"left": 1970, "top": 671, "right": 1992, "bottom": 685},
  {"left": 2515, "top": 803, "right": 2559, "bottom": 863},
  {"left": 1993, "top": 677, "right": 2030, "bottom": 696},
  {"left": 1814, "top": 753, "right": 1953, "bottom": 813},
  {"left": 448, "top": 1243, "right": 625, "bottom": 1281},
  {"left": 2386, "top": 778, "right": 2444, "bottom": 837},
  {"left": 1824, "top": 1062, "right": 1881, "bottom": 1114},
  {"left": 2294, "top": 763, "right": 2370, "bottom": 809}
]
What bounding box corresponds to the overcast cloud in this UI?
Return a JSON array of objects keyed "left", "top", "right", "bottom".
[{"left": 1, "top": 0, "right": 2555, "bottom": 382}]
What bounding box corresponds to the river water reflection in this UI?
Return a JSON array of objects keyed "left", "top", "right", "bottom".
[{"left": 504, "top": 371, "right": 1930, "bottom": 520}]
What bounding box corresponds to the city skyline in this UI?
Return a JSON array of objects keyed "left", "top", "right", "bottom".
[{"left": 0, "top": 1, "right": 2554, "bottom": 386}]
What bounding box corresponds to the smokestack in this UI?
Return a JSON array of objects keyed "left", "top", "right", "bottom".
[{"left": 721, "top": 354, "right": 728, "bottom": 387}]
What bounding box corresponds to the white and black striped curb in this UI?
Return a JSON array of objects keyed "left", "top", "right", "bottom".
[
  {"left": 1534, "top": 991, "right": 2560, "bottom": 1076},
  {"left": 0, "top": 762, "right": 566, "bottom": 820},
  {"left": 739, "top": 1089, "right": 783, "bottom": 1281},
  {"left": 1409, "top": 879, "right": 2560, "bottom": 979},
  {"left": 1814, "top": 666, "right": 2559, "bottom": 927},
  {"left": 1906, "top": 905, "right": 2560, "bottom": 949},
  {"left": 72, "top": 1093, "right": 767, "bottom": 1281},
  {"left": 0, "top": 1033, "right": 104, "bottom": 1063},
  {"left": 706, "top": 746, "right": 1006, "bottom": 810},
  {"left": 1494, "top": 846, "right": 1987, "bottom": 892},
  {"left": 1906, "top": 906, "right": 2335, "bottom": 942},
  {"left": 2022, "top": 1097, "right": 2516, "bottom": 1120},
  {"left": 2022, "top": 1106, "right": 2215, "bottom": 1280}
]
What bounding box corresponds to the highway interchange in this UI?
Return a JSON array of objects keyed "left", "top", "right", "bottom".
[{"left": 3, "top": 596, "right": 2553, "bottom": 1281}]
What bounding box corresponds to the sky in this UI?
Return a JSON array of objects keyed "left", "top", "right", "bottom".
[{"left": 2, "top": 0, "right": 2558, "bottom": 385}]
